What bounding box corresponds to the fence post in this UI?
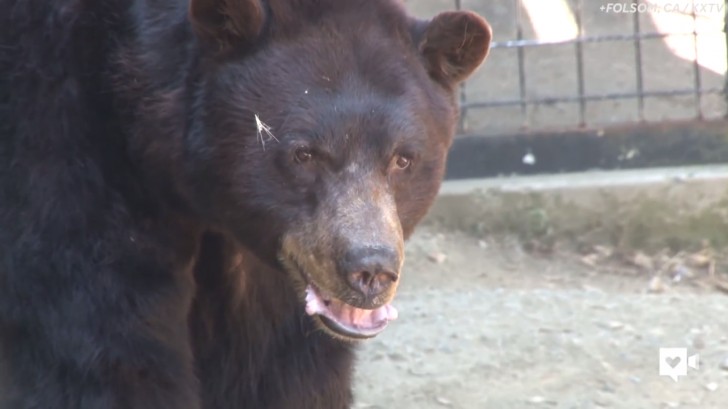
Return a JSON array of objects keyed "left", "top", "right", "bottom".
[{"left": 724, "top": 0, "right": 728, "bottom": 114}]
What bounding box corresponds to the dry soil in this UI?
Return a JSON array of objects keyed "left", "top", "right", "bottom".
[{"left": 354, "top": 228, "right": 728, "bottom": 409}]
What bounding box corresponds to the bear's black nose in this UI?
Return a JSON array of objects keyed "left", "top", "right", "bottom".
[{"left": 341, "top": 247, "right": 399, "bottom": 299}]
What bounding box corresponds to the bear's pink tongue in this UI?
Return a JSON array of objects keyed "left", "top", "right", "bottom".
[{"left": 304, "top": 285, "right": 398, "bottom": 332}]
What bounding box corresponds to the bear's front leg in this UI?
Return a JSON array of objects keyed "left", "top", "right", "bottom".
[
  {"left": 189, "top": 233, "right": 356, "bottom": 409},
  {"left": 0, "top": 217, "right": 202, "bottom": 409}
]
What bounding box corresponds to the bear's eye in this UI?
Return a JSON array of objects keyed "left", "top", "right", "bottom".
[
  {"left": 393, "top": 154, "right": 412, "bottom": 170},
  {"left": 294, "top": 147, "right": 314, "bottom": 164}
]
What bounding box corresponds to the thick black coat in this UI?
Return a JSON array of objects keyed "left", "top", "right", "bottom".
[{"left": 0, "top": 0, "right": 490, "bottom": 408}]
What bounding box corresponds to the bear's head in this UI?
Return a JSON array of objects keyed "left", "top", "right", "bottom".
[{"left": 182, "top": 0, "right": 491, "bottom": 340}]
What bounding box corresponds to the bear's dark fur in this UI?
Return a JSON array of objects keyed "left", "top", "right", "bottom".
[{"left": 0, "top": 0, "right": 491, "bottom": 408}]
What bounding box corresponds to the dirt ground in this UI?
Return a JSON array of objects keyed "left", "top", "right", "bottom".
[{"left": 354, "top": 227, "right": 728, "bottom": 409}]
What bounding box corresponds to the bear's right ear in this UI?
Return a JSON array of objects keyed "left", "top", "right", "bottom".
[{"left": 189, "top": 0, "right": 265, "bottom": 50}]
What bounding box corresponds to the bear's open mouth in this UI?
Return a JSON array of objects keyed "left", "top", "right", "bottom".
[{"left": 304, "top": 284, "right": 398, "bottom": 339}]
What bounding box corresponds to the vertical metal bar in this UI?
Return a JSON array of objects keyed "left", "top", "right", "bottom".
[
  {"left": 691, "top": 0, "right": 703, "bottom": 118},
  {"left": 632, "top": 0, "right": 645, "bottom": 121},
  {"left": 515, "top": 0, "right": 528, "bottom": 128},
  {"left": 724, "top": 0, "right": 728, "bottom": 117},
  {"left": 455, "top": 0, "right": 467, "bottom": 132},
  {"left": 574, "top": 0, "right": 586, "bottom": 127}
]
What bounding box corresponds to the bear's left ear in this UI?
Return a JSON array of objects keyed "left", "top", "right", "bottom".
[
  {"left": 417, "top": 11, "right": 492, "bottom": 86},
  {"left": 189, "top": 0, "right": 265, "bottom": 51}
]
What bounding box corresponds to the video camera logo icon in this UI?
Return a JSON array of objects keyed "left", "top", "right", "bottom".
[{"left": 659, "top": 347, "right": 699, "bottom": 382}]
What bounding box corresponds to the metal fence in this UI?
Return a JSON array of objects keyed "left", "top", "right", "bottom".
[{"left": 442, "top": 0, "right": 728, "bottom": 133}]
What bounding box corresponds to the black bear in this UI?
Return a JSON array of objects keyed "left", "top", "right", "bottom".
[{"left": 0, "top": 0, "right": 491, "bottom": 407}]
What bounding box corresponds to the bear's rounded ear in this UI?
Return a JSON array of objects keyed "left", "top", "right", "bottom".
[
  {"left": 416, "top": 11, "right": 492, "bottom": 86},
  {"left": 189, "top": 0, "right": 265, "bottom": 51}
]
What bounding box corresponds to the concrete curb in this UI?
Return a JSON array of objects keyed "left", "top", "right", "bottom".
[{"left": 426, "top": 165, "right": 728, "bottom": 250}]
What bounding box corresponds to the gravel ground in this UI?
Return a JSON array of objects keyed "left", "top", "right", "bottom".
[{"left": 354, "top": 228, "right": 728, "bottom": 409}]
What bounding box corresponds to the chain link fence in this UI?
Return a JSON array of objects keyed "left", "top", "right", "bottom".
[{"left": 407, "top": 0, "right": 728, "bottom": 135}]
